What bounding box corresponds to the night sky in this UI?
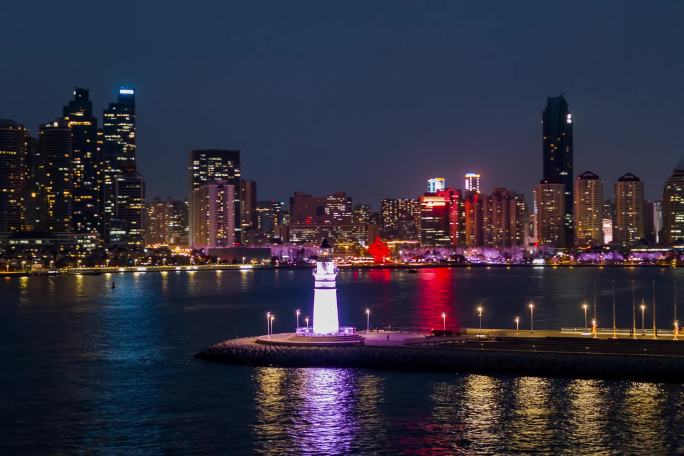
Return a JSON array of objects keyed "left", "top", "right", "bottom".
[{"left": 2, "top": 1, "right": 683, "bottom": 206}]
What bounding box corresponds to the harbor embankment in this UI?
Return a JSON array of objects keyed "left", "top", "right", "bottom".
[{"left": 197, "top": 332, "right": 684, "bottom": 383}]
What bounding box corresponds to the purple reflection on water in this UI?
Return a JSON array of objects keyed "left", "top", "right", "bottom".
[{"left": 294, "top": 369, "right": 357, "bottom": 454}]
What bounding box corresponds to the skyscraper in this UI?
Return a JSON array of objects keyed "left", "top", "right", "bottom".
[
  {"left": 427, "top": 177, "right": 445, "bottom": 193},
  {"left": 188, "top": 149, "right": 241, "bottom": 243},
  {"left": 102, "top": 87, "right": 136, "bottom": 238},
  {"left": 542, "top": 95, "right": 573, "bottom": 247},
  {"left": 239, "top": 179, "right": 257, "bottom": 243},
  {"left": 573, "top": 171, "right": 603, "bottom": 246},
  {"left": 662, "top": 161, "right": 684, "bottom": 245},
  {"left": 380, "top": 198, "right": 419, "bottom": 240},
  {"left": 0, "top": 119, "right": 27, "bottom": 233},
  {"left": 39, "top": 120, "right": 73, "bottom": 234},
  {"left": 533, "top": 180, "right": 565, "bottom": 247},
  {"left": 614, "top": 173, "right": 645, "bottom": 245},
  {"left": 190, "top": 180, "right": 235, "bottom": 250},
  {"left": 419, "top": 188, "right": 461, "bottom": 247},
  {"left": 63, "top": 88, "right": 102, "bottom": 236},
  {"left": 465, "top": 173, "right": 481, "bottom": 193},
  {"left": 112, "top": 166, "right": 145, "bottom": 247}
]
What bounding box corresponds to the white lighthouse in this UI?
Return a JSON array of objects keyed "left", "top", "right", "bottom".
[{"left": 312, "top": 240, "right": 340, "bottom": 335}]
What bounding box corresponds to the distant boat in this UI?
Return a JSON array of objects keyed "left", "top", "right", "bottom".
[{"left": 408, "top": 268, "right": 419, "bottom": 273}]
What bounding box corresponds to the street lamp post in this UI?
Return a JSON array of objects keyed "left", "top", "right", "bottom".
[
  {"left": 582, "top": 303, "right": 588, "bottom": 330},
  {"left": 305, "top": 317, "right": 309, "bottom": 331},
  {"left": 270, "top": 315, "right": 275, "bottom": 335},
  {"left": 441, "top": 312, "right": 446, "bottom": 332},
  {"left": 366, "top": 308, "right": 370, "bottom": 333},
  {"left": 640, "top": 302, "right": 646, "bottom": 336},
  {"left": 296, "top": 309, "right": 300, "bottom": 330},
  {"left": 515, "top": 316, "right": 520, "bottom": 333},
  {"left": 266, "top": 312, "right": 271, "bottom": 335},
  {"left": 477, "top": 306, "right": 483, "bottom": 334},
  {"left": 529, "top": 303, "right": 534, "bottom": 333}
]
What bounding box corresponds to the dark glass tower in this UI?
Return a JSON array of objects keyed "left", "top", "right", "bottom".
[
  {"left": 0, "top": 119, "right": 28, "bottom": 233},
  {"left": 102, "top": 87, "right": 136, "bottom": 239},
  {"left": 63, "top": 88, "right": 102, "bottom": 236},
  {"left": 542, "top": 95, "right": 574, "bottom": 247}
]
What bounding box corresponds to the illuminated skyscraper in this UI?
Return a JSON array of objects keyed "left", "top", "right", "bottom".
[
  {"left": 542, "top": 95, "right": 573, "bottom": 247},
  {"left": 573, "top": 171, "right": 603, "bottom": 246},
  {"left": 662, "top": 161, "right": 684, "bottom": 245},
  {"left": 63, "top": 88, "right": 102, "bottom": 236},
  {"left": 419, "top": 189, "right": 461, "bottom": 246},
  {"left": 188, "top": 149, "right": 241, "bottom": 243},
  {"left": 102, "top": 87, "right": 136, "bottom": 238},
  {"left": 533, "top": 180, "right": 565, "bottom": 247},
  {"left": 39, "top": 120, "right": 73, "bottom": 233},
  {"left": 614, "top": 173, "right": 645, "bottom": 245},
  {"left": 465, "top": 173, "right": 480, "bottom": 193},
  {"left": 427, "top": 177, "right": 445, "bottom": 193},
  {"left": 190, "top": 180, "right": 235, "bottom": 250},
  {"left": 0, "top": 119, "right": 28, "bottom": 233}
]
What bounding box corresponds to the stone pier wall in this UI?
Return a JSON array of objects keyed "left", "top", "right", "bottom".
[{"left": 197, "top": 337, "right": 684, "bottom": 383}]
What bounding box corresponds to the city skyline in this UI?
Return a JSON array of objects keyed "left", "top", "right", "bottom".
[{"left": 1, "top": 2, "right": 683, "bottom": 204}]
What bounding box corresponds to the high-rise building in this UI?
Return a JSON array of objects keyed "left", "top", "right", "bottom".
[
  {"left": 102, "top": 88, "right": 136, "bottom": 237},
  {"left": 542, "top": 95, "right": 573, "bottom": 247},
  {"left": 463, "top": 191, "right": 482, "bottom": 246},
  {"left": 465, "top": 173, "right": 481, "bottom": 193},
  {"left": 111, "top": 166, "right": 145, "bottom": 247},
  {"left": 256, "top": 200, "right": 287, "bottom": 239},
  {"left": 662, "top": 162, "right": 684, "bottom": 245},
  {"left": 427, "top": 177, "right": 445, "bottom": 194},
  {"left": 144, "top": 197, "right": 171, "bottom": 246},
  {"left": 614, "top": 173, "right": 645, "bottom": 245},
  {"left": 353, "top": 204, "right": 372, "bottom": 225},
  {"left": 190, "top": 180, "right": 236, "bottom": 250},
  {"left": 188, "top": 149, "right": 241, "bottom": 243},
  {"left": 63, "top": 88, "right": 102, "bottom": 236},
  {"left": 573, "top": 171, "right": 603, "bottom": 246},
  {"left": 649, "top": 200, "right": 663, "bottom": 245},
  {"left": 533, "top": 181, "right": 565, "bottom": 247},
  {"left": 290, "top": 191, "right": 352, "bottom": 225},
  {"left": 0, "top": 119, "right": 28, "bottom": 233},
  {"left": 419, "top": 188, "right": 461, "bottom": 247},
  {"left": 380, "top": 198, "right": 419, "bottom": 240},
  {"left": 23, "top": 135, "right": 41, "bottom": 230},
  {"left": 144, "top": 198, "right": 188, "bottom": 247},
  {"left": 481, "top": 188, "right": 526, "bottom": 248},
  {"left": 39, "top": 120, "right": 73, "bottom": 234},
  {"left": 239, "top": 179, "right": 257, "bottom": 243}
]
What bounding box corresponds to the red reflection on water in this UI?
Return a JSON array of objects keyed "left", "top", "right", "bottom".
[
  {"left": 416, "top": 268, "right": 459, "bottom": 331},
  {"left": 368, "top": 269, "right": 392, "bottom": 282}
]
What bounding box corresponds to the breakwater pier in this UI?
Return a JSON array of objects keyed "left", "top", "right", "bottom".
[{"left": 198, "top": 329, "right": 684, "bottom": 383}]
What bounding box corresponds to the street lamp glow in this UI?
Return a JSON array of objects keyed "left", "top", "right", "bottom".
[
  {"left": 365, "top": 308, "right": 370, "bottom": 333},
  {"left": 514, "top": 316, "right": 520, "bottom": 332},
  {"left": 477, "top": 306, "right": 483, "bottom": 333},
  {"left": 640, "top": 303, "right": 646, "bottom": 335},
  {"left": 305, "top": 316, "right": 309, "bottom": 329},
  {"left": 582, "top": 303, "right": 589, "bottom": 329},
  {"left": 529, "top": 303, "right": 535, "bottom": 332},
  {"left": 441, "top": 312, "right": 446, "bottom": 332},
  {"left": 266, "top": 312, "right": 271, "bottom": 335}
]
